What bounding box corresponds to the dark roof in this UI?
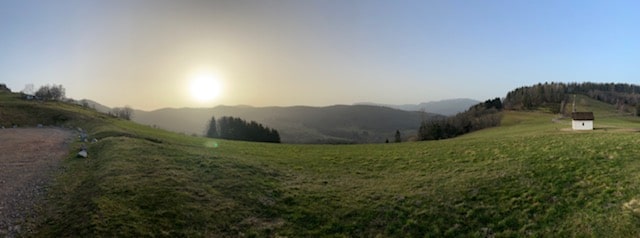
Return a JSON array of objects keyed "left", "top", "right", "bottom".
[{"left": 572, "top": 112, "right": 594, "bottom": 120}]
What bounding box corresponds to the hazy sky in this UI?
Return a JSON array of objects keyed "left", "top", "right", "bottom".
[{"left": 2, "top": 0, "right": 640, "bottom": 110}]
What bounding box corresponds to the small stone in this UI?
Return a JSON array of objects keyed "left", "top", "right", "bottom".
[{"left": 77, "top": 150, "right": 88, "bottom": 158}]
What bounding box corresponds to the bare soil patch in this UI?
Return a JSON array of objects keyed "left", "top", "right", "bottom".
[{"left": 0, "top": 128, "right": 73, "bottom": 237}]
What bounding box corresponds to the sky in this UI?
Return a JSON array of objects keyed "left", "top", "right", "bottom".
[{"left": 1, "top": 0, "right": 640, "bottom": 110}]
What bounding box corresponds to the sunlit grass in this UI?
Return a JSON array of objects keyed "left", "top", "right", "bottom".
[{"left": 36, "top": 113, "right": 640, "bottom": 237}]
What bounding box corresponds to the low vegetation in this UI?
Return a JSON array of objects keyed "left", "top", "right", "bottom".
[{"left": 3, "top": 89, "right": 640, "bottom": 237}]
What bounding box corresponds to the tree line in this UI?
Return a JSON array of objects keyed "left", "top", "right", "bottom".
[
  {"left": 503, "top": 82, "right": 640, "bottom": 114},
  {"left": 418, "top": 98, "right": 503, "bottom": 140},
  {"left": 206, "top": 116, "right": 280, "bottom": 143},
  {"left": 34, "top": 84, "right": 66, "bottom": 101},
  {"left": 20, "top": 83, "right": 136, "bottom": 120}
]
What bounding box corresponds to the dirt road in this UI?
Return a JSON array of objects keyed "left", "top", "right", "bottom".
[{"left": 0, "top": 128, "right": 73, "bottom": 237}]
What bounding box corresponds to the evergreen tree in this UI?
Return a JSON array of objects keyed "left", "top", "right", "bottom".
[
  {"left": 394, "top": 130, "right": 401, "bottom": 143},
  {"left": 213, "top": 116, "right": 280, "bottom": 143},
  {"left": 206, "top": 116, "right": 218, "bottom": 138}
]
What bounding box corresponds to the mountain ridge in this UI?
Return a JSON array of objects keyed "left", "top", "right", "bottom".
[
  {"left": 132, "top": 104, "right": 443, "bottom": 144},
  {"left": 82, "top": 99, "right": 470, "bottom": 144},
  {"left": 356, "top": 98, "right": 480, "bottom": 115}
]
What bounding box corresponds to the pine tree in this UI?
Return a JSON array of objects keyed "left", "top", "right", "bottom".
[
  {"left": 394, "top": 130, "right": 401, "bottom": 143},
  {"left": 206, "top": 116, "right": 218, "bottom": 138},
  {"left": 212, "top": 116, "right": 280, "bottom": 143}
]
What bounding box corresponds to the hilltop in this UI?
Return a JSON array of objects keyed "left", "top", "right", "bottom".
[{"left": 2, "top": 85, "right": 640, "bottom": 236}]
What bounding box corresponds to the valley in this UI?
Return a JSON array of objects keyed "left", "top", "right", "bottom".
[{"left": 2, "top": 90, "right": 640, "bottom": 236}]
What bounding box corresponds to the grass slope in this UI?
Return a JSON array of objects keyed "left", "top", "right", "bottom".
[{"left": 3, "top": 91, "right": 640, "bottom": 237}]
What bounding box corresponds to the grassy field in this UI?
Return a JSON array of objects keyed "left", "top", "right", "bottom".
[{"left": 4, "top": 91, "right": 640, "bottom": 237}]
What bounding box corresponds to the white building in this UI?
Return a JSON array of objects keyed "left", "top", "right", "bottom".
[{"left": 571, "top": 112, "right": 594, "bottom": 130}]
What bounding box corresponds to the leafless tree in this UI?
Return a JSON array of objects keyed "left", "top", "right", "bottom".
[
  {"left": 22, "top": 84, "right": 34, "bottom": 95},
  {"left": 111, "top": 106, "right": 134, "bottom": 120},
  {"left": 35, "top": 84, "right": 65, "bottom": 101}
]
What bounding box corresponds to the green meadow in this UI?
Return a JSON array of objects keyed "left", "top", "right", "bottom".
[{"left": 3, "top": 91, "right": 640, "bottom": 237}]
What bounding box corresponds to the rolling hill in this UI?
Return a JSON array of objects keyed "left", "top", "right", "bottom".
[
  {"left": 132, "top": 105, "right": 442, "bottom": 144},
  {"left": 357, "top": 98, "right": 480, "bottom": 115},
  {"left": 3, "top": 89, "right": 640, "bottom": 236}
]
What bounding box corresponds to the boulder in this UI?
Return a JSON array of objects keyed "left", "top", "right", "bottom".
[{"left": 77, "top": 150, "right": 88, "bottom": 158}]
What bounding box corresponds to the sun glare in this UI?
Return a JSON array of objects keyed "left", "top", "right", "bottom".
[{"left": 189, "top": 72, "right": 222, "bottom": 102}]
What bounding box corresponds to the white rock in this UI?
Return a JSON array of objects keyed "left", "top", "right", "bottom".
[{"left": 77, "top": 150, "right": 88, "bottom": 158}]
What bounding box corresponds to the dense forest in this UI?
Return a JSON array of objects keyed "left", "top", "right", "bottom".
[
  {"left": 206, "top": 116, "right": 280, "bottom": 143},
  {"left": 418, "top": 98, "right": 503, "bottom": 140},
  {"left": 503, "top": 82, "right": 640, "bottom": 114}
]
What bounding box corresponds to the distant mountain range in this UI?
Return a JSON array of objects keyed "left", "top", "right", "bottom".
[
  {"left": 79, "top": 98, "right": 476, "bottom": 144},
  {"left": 131, "top": 105, "right": 442, "bottom": 144},
  {"left": 357, "top": 98, "right": 480, "bottom": 116}
]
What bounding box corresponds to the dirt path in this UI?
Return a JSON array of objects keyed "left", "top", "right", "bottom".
[{"left": 0, "top": 128, "right": 73, "bottom": 237}]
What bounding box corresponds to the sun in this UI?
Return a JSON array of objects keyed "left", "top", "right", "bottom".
[{"left": 189, "top": 72, "right": 222, "bottom": 102}]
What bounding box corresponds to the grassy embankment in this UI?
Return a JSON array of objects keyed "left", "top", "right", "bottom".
[{"left": 3, "top": 91, "right": 640, "bottom": 237}]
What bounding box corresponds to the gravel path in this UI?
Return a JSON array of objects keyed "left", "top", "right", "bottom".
[{"left": 0, "top": 128, "right": 73, "bottom": 237}]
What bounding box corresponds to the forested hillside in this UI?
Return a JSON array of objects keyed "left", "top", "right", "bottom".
[
  {"left": 418, "top": 82, "right": 640, "bottom": 141},
  {"left": 504, "top": 82, "right": 640, "bottom": 114},
  {"left": 418, "top": 98, "right": 503, "bottom": 140}
]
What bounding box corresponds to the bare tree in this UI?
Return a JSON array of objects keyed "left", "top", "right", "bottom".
[
  {"left": 22, "top": 84, "right": 34, "bottom": 95},
  {"left": 35, "top": 84, "right": 66, "bottom": 101},
  {"left": 50, "top": 85, "right": 65, "bottom": 100},
  {"left": 111, "top": 106, "right": 134, "bottom": 120}
]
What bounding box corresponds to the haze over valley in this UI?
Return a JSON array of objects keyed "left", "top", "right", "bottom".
[{"left": 80, "top": 98, "right": 475, "bottom": 143}]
